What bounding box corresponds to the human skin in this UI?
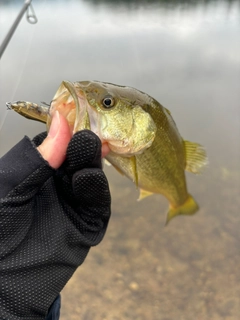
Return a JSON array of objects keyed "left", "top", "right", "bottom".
[{"left": 37, "top": 111, "right": 110, "bottom": 169}]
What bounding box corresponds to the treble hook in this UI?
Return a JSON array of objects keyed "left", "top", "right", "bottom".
[{"left": 26, "top": 3, "right": 38, "bottom": 24}]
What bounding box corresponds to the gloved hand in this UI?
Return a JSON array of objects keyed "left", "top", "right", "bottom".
[{"left": 0, "top": 120, "right": 111, "bottom": 320}]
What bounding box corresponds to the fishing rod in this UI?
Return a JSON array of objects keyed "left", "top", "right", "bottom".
[
  {"left": 0, "top": 0, "right": 37, "bottom": 59},
  {"left": 0, "top": 0, "right": 38, "bottom": 136}
]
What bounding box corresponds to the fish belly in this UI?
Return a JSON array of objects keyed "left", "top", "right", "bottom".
[{"left": 106, "top": 142, "right": 189, "bottom": 208}]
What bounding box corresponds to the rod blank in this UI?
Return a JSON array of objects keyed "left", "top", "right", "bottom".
[{"left": 0, "top": 0, "right": 37, "bottom": 59}]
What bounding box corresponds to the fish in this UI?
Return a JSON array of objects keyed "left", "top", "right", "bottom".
[{"left": 7, "top": 81, "right": 207, "bottom": 224}]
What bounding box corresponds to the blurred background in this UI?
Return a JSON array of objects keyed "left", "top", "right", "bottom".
[{"left": 0, "top": 0, "right": 240, "bottom": 319}]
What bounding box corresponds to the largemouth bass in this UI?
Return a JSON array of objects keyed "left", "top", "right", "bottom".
[{"left": 8, "top": 81, "right": 207, "bottom": 224}]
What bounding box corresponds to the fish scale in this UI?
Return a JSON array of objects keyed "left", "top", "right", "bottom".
[{"left": 7, "top": 80, "right": 207, "bottom": 224}]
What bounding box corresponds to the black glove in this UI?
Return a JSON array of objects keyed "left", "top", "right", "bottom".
[{"left": 0, "top": 130, "right": 111, "bottom": 320}]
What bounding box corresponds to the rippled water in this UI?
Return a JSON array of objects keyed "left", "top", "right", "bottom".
[{"left": 0, "top": 0, "right": 240, "bottom": 319}]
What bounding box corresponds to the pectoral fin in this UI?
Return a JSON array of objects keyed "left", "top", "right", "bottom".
[
  {"left": 184, "top": 140, "right": 208, "bottom": 174},
  {"left": 130, "top": 156, "right": 138, "bottom": 187}
]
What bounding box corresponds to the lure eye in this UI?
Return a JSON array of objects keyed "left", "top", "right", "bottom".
[{"left": 102, "top": 96, "right": 115, "bottom": 108}]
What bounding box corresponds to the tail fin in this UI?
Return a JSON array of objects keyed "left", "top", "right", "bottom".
[{"left": 166, "top": 194, "right": 199, "bottom": 225}]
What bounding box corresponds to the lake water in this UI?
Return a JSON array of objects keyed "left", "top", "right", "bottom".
[{"left": 0, "top": 0, "right": 240, "bottom": 319}]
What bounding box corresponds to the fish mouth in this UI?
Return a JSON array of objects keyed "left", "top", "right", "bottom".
[
  {"left": 50, "top": 81, "right": 110, "bottom": 157},
  {"left": 50, "top": 80, "right": 99, "bottom": 135},
  {"left": 50, "top": 80, "right": 155, "bottom": 158}
]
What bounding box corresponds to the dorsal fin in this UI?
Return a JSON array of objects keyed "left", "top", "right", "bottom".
[{"left": 184, "top": 140, "right": 208, "bottom": 174}]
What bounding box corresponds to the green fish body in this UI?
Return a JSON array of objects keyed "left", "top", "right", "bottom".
[{"left": 8, "top": 81, "right": 207, "bottom": 223}]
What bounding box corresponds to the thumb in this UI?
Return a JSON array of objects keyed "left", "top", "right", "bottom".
[{"left": 37, "top": 111, "right": 72, "bottom": 169}]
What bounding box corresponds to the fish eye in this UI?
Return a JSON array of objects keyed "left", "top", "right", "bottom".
[{"left": 102, "top": 96, "right": 115, "bottom": 108}]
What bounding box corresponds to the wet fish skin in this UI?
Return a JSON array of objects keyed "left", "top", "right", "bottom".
[
  {"left": 71, "top": 81, "right": 207, "bottom": 223},
  {"left": 8, "top": 81, "right": 207, "bottom": 224}
]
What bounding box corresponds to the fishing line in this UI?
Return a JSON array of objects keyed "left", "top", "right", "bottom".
[
  {"left": 0, "top": 28, "right": 36, "bottom": 133},
  {"left": 0, "top": 2, "right": 38, "bottom": 134}
]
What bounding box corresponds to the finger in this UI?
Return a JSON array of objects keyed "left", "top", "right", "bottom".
[
  {"left": 101, "top": 142, "right": 111, "bottom": 158},
  {"left": 32, "top": 132, "right": 47, "bottom": 147},
  {"left": 53, "top": 131, "right": 109, "bottom": 204},
  {"left": 37, "top": 111, "right": 72, "bottom": 169},
  {"left": 65, "top": 130, "right": 103, "bottom": 175},
  {"left": 71, "top": 168, "right": 111, "bottom": 243},
  {"left": 72, "top": 168, "right": 111, "bottom": 208}
]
